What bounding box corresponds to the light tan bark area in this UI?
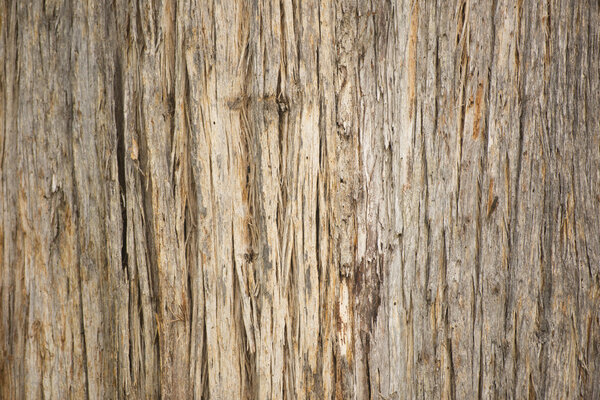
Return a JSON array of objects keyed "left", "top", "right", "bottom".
[{"left": 1, "top": 0, "right": 599, "bottom": 399}]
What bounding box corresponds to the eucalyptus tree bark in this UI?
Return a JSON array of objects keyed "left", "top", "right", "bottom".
[{"left": 1, "top": 1, "right": 600, "bottom": 399}]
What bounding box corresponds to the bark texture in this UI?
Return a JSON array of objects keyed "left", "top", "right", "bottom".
[{"left": 2, "top": 0, "right": 600, "bottom": 399}]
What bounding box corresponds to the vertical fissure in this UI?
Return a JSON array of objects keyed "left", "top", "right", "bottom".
[{"left": 114, "top": 55, "right": 128, "bottom": 274}]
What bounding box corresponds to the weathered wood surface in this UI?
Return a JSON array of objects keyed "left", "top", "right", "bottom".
[{"left": 1, "top": 1, "right": 599, "bottom": 399}]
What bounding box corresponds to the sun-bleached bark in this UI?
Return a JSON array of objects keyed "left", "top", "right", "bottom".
[{"left": 2, "top": 1, "right": 599, "bottom": 399}]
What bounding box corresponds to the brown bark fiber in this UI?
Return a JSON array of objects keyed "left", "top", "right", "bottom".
[{"left": 1, "top": 0, "right": 600, "bottom": 399}]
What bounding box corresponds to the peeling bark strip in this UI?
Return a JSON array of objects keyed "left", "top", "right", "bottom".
[{"left": 1, "top": 1, "right": 600, "bottom": 399}]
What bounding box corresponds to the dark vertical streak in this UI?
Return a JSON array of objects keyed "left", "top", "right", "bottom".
[
  {"left": 441, "top": 228, "right": 454, "bottom": 399},
  {"left": 447, "top": 335, "right": 456, "bottom": 400},
  {"left": 422, "top": 110, "right": 431, "bottom": 306},
  {"left": 114, "top": 55, "right": 127, "bottom": 275}
]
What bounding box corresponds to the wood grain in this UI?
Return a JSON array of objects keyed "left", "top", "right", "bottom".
[{"left": 1, "top": 0, "right": 599, "bottom": 398}]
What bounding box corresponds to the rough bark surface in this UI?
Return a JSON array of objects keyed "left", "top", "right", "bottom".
[{"left": 1, "top": 1, "right": 600, "bottom": 399}]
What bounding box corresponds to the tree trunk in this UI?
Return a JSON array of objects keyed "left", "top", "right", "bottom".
[{"left": 1, "top": 1, "right": 599, "bottom": 399}]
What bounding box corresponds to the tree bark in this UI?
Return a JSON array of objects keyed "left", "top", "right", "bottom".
[{"left": 1, "top": 1, "right": 599, "bottom": 399}]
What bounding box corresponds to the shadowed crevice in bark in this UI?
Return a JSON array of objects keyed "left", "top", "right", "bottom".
[{"left": 114, "top": 55, "right": 128, "bottom": 275}]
